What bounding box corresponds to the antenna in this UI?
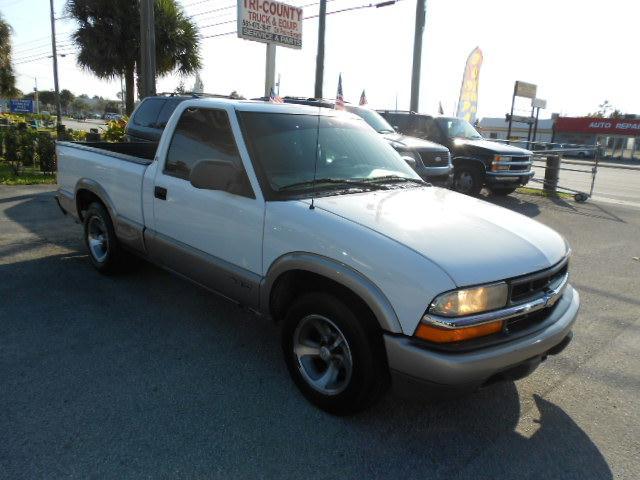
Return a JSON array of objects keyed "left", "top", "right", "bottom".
[{"left": 310, "top": 106, "right": 321, "bottom": 210}]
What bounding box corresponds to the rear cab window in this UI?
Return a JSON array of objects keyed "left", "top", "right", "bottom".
[{"left": 131, "top": 98, "right": 165, "bottom": 127}]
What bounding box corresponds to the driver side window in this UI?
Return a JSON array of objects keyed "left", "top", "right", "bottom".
[
  {"left": 164, "top": 107, "right": 253, "bottom": 197},
  {"left": 424, "top": 118, "right": 445, "bottom": 144}
]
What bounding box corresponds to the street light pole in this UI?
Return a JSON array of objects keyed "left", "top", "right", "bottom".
[
  {"left": 49, "top": 0, "right": 62, "bottom": 126},
  {"left": 409, "top": 0, "right": 426, "bottom": 112},
  {"left": 314, "top": 0, "right": 327, "bottom": 98}
]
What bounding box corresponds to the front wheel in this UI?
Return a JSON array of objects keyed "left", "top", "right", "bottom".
[
  {"left": 281, "top": 292, "right": 389, "bottom": 415},
  {"left": 453, "top": 166, "right": 483, "bottom": 196},
  {"left": 488, "top": 186, "right": 518, "bottom": 196}
]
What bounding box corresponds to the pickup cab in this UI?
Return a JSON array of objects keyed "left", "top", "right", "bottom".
[{"left": 56, "top": 99, "right": 579, "bottom": 414}]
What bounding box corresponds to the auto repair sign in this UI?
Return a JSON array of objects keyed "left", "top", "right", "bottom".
[
  {"left": 555, "top": 117, "right": 640, "bottom": 135},
  {"left": 237, "top": 0, "right": 303, "bottom": 49}
]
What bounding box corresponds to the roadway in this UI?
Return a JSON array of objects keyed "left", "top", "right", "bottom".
[
  {"left": 1, "top": 184, "right": 639, "bottom": 479},
  {"left": 531, "top": 160, "right": 640, "bottom": 206},
  {"left": 60, "top": 118, "right": 107, "bottom": 132}
]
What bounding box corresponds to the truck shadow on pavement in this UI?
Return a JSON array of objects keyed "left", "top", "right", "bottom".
[
  {"left": 0, "top": 248, "right": 613, "bottom": 479},
  {"left": 484, "top": 191, "right": 626, "bottom": 224}
]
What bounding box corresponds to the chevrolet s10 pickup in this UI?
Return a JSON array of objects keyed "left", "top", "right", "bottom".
[{"left": 56, "top": 99, "right": 579, "bottom": 414}]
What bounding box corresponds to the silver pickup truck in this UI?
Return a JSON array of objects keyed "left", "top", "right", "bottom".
[{"left": 56, "top": 99, "right": 579, "bottom": 414}]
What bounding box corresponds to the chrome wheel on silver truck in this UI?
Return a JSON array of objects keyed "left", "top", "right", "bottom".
[
  {"left": 83, "top": 202, "right": 128, "bottom": 274},
  {"left": 293, "top": 314, "right": 353, "bottom": 395},
  {"left": 87, "top": 216, "right": 109, "bottom": 263},
  {"left": 282, "top": 292, "right": 389, "bottom": 415}
]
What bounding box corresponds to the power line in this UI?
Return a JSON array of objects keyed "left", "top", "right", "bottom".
[
  {"left": 199, "top": 0, "right": 402, "bottom": 39},
  {"left": 181, "top": 0, "right": 220, "bottom": 8},
  {"left": 13, "top": 50, "right": 78, "bottom": 66},
  {"left": 13, "top": 40, "right": 74, "bottom": 57}
]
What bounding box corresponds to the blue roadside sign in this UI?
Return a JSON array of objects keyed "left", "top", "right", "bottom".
[{"left": 9, "top": 99, "right": 36, "bottom": 114}]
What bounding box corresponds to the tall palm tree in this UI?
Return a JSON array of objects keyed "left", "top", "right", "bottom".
[
  {"left": 67, "top": 0, "right": 201, "bottom": 115},
  {"left": 0, "top": 14, "right": 18, "bottom": 97}
]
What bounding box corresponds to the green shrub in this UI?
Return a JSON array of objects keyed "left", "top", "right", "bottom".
[
  {"left": 4, "top": 127, "right": 21, "bottom": 175},
  {"left": 102, "top": 117, "right": 128, "bottom": 142},
  {"left": 64, "top": 128, "right": 88, "bottom": 142},
  {"left": 37, "top": 132, "right": 56, "bottom": 174},
  {"left": 19, "top": 128, "right": 38, "bottom": 167}
]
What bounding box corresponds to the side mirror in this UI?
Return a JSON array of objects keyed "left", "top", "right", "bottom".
[
  {"left": 190, "top": 159, "right": 239, "bottom": 191},
  {"left": 393, "top": 125, "right": 400, "bottom": 132}
]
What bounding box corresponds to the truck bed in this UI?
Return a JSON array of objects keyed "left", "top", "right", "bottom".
[
  {"left": 60, "top": 141, "right": 158, "bottom": 164},
  {"left": 56, "top": 141, "right": 157, "bottom": 226}
]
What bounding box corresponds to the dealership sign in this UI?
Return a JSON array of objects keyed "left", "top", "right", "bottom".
[
  {"left": 514, "top": 81, "right": 537, "bottom": 99},
  {"left": 9, "top": 99, "right": 35, "bottom": 114},
  {"left": 555, "top": 117, "right": 640, "bottom": 135},
  {"left": 237, "top": 0, "right": 303, "bottom": 49}
]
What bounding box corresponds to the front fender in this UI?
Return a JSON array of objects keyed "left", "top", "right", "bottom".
[
  {"left": 261, "top": 252, "right": 403, "bottom": 333},
  {"left": 452, "top": 156, "right": 487, "bottom": 172}
]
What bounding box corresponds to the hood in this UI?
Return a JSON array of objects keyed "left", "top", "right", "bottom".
[
  {"left": 384, "top": 133, "right": 449, "bottom": 153},
  {"left": 308, "top": 187, "right": 567, "bottom": 287},
  {"left": 454, "top": 138, "right": 532, "bottom": 156}
]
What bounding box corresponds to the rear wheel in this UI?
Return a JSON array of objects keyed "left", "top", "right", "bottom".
[
  {"left": 453, "top": 165, "right": 483, "bottom": 196},
  {"left": 83, "top": 202, "right": 129, "bottom": 274},
  {"left": 281, "top": 292, "right": 389, "bottom": 415},
  {"left": 488, "top": 186, "right": 518, "bottom": 196}
]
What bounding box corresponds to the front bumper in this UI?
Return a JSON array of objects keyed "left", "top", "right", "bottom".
[
  {"left": 485, "top": 170, "right": 534, "bottom": 186},
  {"left": 384, "top": 285, "right": 579, "bottom": 391}
]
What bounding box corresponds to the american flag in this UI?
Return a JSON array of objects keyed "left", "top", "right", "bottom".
[
  {"left": 335, "top": 74, "right": 345, "bottom": 110},
  {"left": 359, "top": 89, "right": 367, "bottom": 106},
  {"left": 269, "top": 87, "right": 283, "bottom": 103}
]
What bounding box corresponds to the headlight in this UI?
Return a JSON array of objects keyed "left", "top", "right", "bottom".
[
  {"left": 492, "top": 155, "right": 511, "bottom": 171},
  {"left": 429, "top": 283, "right": 508, "bottom": 317}
]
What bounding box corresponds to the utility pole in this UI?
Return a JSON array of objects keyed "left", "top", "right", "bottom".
[
  {"left": 409, "top": 0, "right": 426, "bottom": 112},
  {"left": 264, "top": 43, "right": 276, "bottom": 97},
  {"left": 139, "top": 0, "right": 157, "bottom": 98},
  {"left": 314, "top": 0, "right": 327, "bottom": 98},
  {"left": 49, "top": 0, "right": 62, "bottom": 126}
]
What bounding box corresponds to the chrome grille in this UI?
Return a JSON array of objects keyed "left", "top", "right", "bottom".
[
  {"left": 418, "top": 151, "right": 449, "bottom": 167},
  {"left": 509, "top": 259, "right": 569, "bottom": 305},
  {"left": 508, "top": 156, "right": 531, "bottom": 171}
]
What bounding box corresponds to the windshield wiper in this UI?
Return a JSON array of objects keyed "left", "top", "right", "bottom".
[
  {"left": 367, "top": 175, "right": 428, "bottom": 185},
  {"left": 278, "top": 178, "right": 389, "bottom": 192}
]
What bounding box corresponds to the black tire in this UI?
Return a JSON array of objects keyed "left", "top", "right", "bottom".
[
  {"left": 488, "top": 186, "right": 518, "bottom": 196},
  {"left": 83, "top": 202, "right": 129, "bottom": 274},
  {"left": 453, "top": 165, "right": 483, "bottom": 196},
  {"left": 281, "top": 292, "right": 389, "bottom": 415}
]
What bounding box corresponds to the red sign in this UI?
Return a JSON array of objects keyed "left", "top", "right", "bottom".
[{"left": 555, "top": 117, "right": 640, "bottom": 136}]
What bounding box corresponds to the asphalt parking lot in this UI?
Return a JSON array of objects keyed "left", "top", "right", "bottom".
[{"left": 1, "top": 185, "right": 639, "bottom": 479}]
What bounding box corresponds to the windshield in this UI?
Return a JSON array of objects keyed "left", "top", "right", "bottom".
[
  {"left": 345, "top": 106, "right": 395, "bottom": 133},
  {"left": 436, "top": 117, "right": 483, "bottom": 140},
  {"left": 239, "top": 112, "right": 419, "bottom": 196}
]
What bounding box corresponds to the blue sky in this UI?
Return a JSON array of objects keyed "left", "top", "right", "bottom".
[{"left": 3, "top": 0, "right": 639, "bottom": 118}]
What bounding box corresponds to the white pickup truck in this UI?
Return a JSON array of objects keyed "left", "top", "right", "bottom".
[{"left": 56, "top": 99, "right": 579, "bottom": 414}]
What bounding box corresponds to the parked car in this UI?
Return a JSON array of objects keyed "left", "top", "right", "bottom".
[
  {"left": 279, "top": 98, "right": 452, "bottom": 186},
  {"left": 56, "top": 99, "right": 579, "bottom": 414},
  {"left": 379, "top": 111, "right": 535, "bottom": 196}
]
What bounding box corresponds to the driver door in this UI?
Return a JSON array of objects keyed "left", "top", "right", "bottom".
[{"left": 149, "top": 106, "right": 264, "bottom": 308}]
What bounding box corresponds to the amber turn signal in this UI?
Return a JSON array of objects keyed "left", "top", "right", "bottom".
[{"left": 414, "top": 320, "right": 503, "bottom": 343}]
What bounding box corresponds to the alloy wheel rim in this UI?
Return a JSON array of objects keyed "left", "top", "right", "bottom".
[
  {"left": 87, "top": 216, "right": 109, "bottom": 263},
  {"left": 293, "top": 314, "right": 353, "bottom": 395}
]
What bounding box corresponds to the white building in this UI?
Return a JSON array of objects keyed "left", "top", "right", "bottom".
[{"left": 478, "top": 117, "right": 555, "bottom": 143}]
